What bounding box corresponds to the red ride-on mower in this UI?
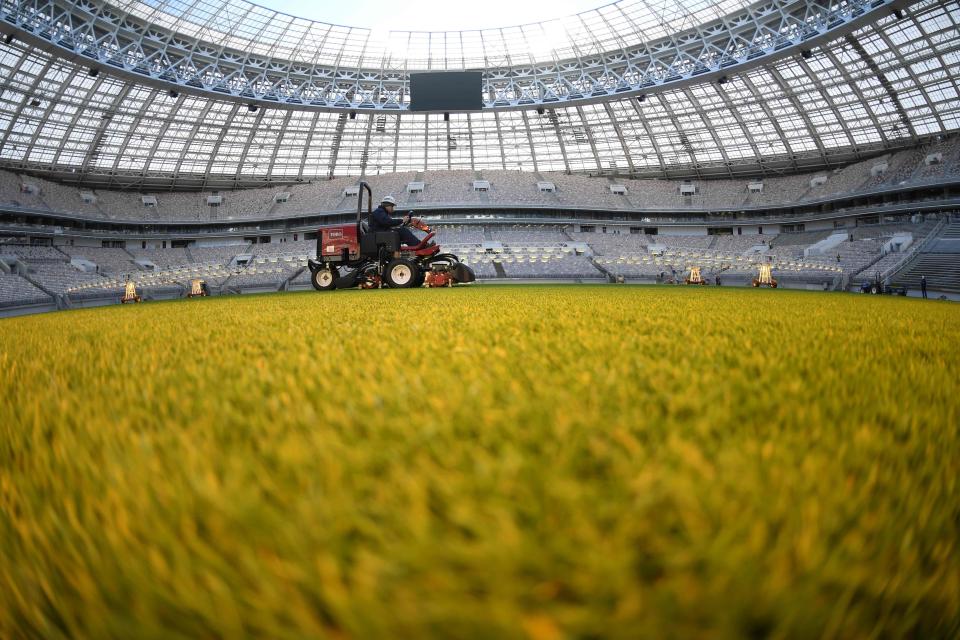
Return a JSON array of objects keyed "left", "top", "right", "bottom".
[{"left": 307, "top": 182, "right": 476, "bottom": 290}]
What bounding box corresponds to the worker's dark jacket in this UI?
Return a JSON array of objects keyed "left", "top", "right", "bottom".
[{"left": 369, "top": 205, "right": 403, "bottom": 232}]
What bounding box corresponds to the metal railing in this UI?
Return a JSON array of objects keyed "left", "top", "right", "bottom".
[{"left": 879, "top": 217, "right": 948, "bottom": 281}]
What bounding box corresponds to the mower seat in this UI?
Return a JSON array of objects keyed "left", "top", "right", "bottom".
[
  {"left": 359, "top": 217, "right": 400, "bottom": 255},
  {"left": 376, "top": 232, "right": 400, "bottom": 248}
]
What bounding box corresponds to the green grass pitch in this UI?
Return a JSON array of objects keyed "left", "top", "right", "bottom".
[{"left": 1, "top": 286, "right": 958, "bottom": 638}]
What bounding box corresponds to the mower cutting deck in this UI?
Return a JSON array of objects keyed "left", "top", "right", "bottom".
[{"left": 307, "top": 181, "right": 475, "bottom": 291}]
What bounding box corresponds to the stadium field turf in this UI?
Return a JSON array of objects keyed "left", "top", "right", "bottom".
[{"left": 2, "top": 286, "right": 958, "bottom": 638}]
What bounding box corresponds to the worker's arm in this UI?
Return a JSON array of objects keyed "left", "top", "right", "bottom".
[{"left": 372, "top": 207, "right": 403, "bottom": 228}]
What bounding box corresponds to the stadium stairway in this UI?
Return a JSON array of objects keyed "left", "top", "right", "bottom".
[
  {"left": 941, "top": 221, "right": 960, "bottom": 238},
  {"left": 589, "top": 257, "right": 616, "bottom": 282},
  {"left": 219, "top": 273, "right": 237, "bottom": 293},
  {"left": 851, "top": 250, "right": 890, "bottom": 282},
  {"left": 890, "top": 221, "right": 960, "bottom": 294},
  {"left": 283, "top": 266, "right": 306, "bottom": 291},
  {"left": 891, "top": 253, "right": 960, "bottom": 293},
  {"left": 17, "top": 271, "right": 69, "bottom": 310}
]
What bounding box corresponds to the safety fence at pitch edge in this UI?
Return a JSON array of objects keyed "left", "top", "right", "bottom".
[
  {"left": 597, "top": 253, "right": 844, "bottom": 274},
  {"left": 63, "top": 258, "right": 308, "bottom": 294},
  {"left": 62, "top": 241, "right": 859, "bottom": 296}
]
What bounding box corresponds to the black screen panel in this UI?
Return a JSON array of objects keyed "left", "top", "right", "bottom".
[{"left": 409, "top": 72, "right": 483, "bottom": 111}]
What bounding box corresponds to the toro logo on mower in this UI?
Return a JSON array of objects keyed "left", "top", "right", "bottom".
[{"left": 328, "top": 229, "right": 343, "bottom": 239}]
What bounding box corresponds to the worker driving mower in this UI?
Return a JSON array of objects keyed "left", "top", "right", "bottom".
[{"left": 307, "top": 182, "right": 475, "bottom": 290}]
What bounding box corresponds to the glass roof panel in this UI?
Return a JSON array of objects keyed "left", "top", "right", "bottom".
[{"left": 106, "top": 0, "right": 759, "bottom": 68}]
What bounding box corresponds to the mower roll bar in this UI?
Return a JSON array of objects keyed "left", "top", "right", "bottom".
[{"left": 357, "top": 181, "right": 372, "bottom": 223}]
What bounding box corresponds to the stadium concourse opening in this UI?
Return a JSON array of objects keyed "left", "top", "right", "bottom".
[{"left": 1, "top": 0, "right": 960, "bottom": 635}]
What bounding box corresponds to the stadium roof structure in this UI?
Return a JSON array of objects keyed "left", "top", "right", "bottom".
[{"left": 0, "top": 0, "right": 957, "bottom": 188}]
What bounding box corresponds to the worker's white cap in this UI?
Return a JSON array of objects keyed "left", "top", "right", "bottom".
[{"left": 381, "top": 195, "right": 397, "bottom": 206}]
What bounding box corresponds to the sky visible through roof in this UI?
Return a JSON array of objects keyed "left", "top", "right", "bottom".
[{"left": 255, "top": 0, "right": 602, "bottom": 32}]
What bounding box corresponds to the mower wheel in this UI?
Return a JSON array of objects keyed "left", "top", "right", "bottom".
[
  {"left": 311, "top": 266, "right": 338, "bottom": 291},
  {"left": 413, "top": 267, "right": 426, "bottom": 288},
  {"left": 384, "top": 258, "right": 419, "bottom": 288}
]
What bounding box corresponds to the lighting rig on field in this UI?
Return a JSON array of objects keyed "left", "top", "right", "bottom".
[
  {"left": 120, "top": 280, "right": 141, "bottom": 303},
  {"left": 753, "top": 264, "right": 778, "bottom": 288}
]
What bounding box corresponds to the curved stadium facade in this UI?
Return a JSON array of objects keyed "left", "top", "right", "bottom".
[{"left": 0, "top": 0, "right": 958, "bottom": 311}]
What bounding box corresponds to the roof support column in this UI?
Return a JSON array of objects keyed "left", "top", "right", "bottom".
[
  {"left": 493, "top": 111, "right": 507, "bottom": 170},
  {"left": 360, "top": 112, "right": 374, "bottom": 176},
  {"left": 199, "top": 102, "right": 242, "bottom": 185},
  {"left": 297, "top": 111, "right": 321, "bottom": 180},
  {"left": 467, "top": 113, "right": 475, "bottom": 170},
  {"left": 848, "top": 31, "right": 922, "bottom": 140},
  {"left": 0, "top": 58, "right": 57, "bottom": 155},
  {"left": 391, "top": 114, "right": 401, "bottom": 172},
  {"left": 679, "top": 86, "right": 733, "bottom": 177},
  {"left": 327, "top": 112, "right": 348, "bottom": 178},
  {"left": 172, "top": 98, "right": 217, "bottom": 177},
  {"left": 602, "top": 102, "right": 636, "bottom": 174},
  {"left": 108, "top": 88, "right": 161, "bottom": 179},
  {"left": 520, "top": 110, "right": 539, "bottom": 173},
  {"left": 265, "top": 110, "right": 294, "bottom": 178},
  {"left": 765, "top": 66, "right": 830, "bottom": 166},
  {"left": 233, "top": 107, "right": 268, "bottom": 187},
  {"left": 575, "top": 106, "right": 602, "bottom": 173},
  {"left": 628, "top": 97, "right": 668, "bottom": 177},
  {"left": 739, "top": 72, "right": 800, "bottom": 173},
  {"left": 545, "top": 109, "right": 571, "bottom": 173}
]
